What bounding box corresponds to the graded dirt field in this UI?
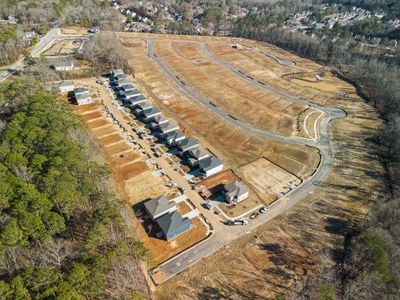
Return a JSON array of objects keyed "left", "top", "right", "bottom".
[
  {"left": 152, "top": 41, "right": 306, "bottom": 137},
  {"left": 239, "top": 157, "right": 302, "bottom": 203},
  {"left": 206, "top": 42, "right": 360, "bottom": 109},
  {"left": 68, "top": 34, "right": 384, "bottom": 299},
  {"left": 43, "top": 40, "right": 82, "bottom": 56},
  {"left": 73, "top": 102, "right": 98, "bottom": 114},
  {"left": 98, "top": 133, "right": 125, "bottom": 146},
  {"left": 86, "top": 119, "right": 111, "bottom": 129},
  {"left": 118, "top": 161, "right": 149, "bottom": 181},
  {"left": 177, "top": 201, "right": 193, "bottom": 216},
  {"left": 81, "top": 111, "right": 103, "bottom": 121},
  {"left": 104, "top": 142, "right": 132, "bottom": 157},
  {"left": 124, "top": 170, "right": 172, "bottom": 205},
  {"left": 119, "top": 37, "right": 320, "bottom": 182},
  {"left": 91, "top": 126, "right": 117, "bottom": 138},
  {"left": 286, "top": 72, "right": 358, "bottom": 98}
]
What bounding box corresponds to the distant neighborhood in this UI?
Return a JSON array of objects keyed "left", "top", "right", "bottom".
[{"left": 284, "top": 4, "right": 399, "bottom": 47}]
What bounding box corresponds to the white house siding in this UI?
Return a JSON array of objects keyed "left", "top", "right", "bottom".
[
  {"left": 204, "top": 164, "right": 223, "bottom": 177},
  {"left": 237, "top": 191, "right": 249, "bottom": 202},
  {"left": 76, "top": 97, "right": 92, "bottom": 105},
  {"left": 59, "top": 85, "right": 75, "bottom": 93}
]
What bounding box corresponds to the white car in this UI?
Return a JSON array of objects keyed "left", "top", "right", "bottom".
[{"left": 259, "top": 207, "right": 270, "bottom": 214}]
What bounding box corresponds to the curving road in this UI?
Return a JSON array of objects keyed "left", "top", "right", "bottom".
[
  {"left": 143, "top": 38, "right": 346, "bottom": 284},
  {"left": 0, "top": 28, "right": 90, "bottom": 83}
]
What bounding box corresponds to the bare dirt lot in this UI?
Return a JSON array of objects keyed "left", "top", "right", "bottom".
[
  {"left": 43, "top": 40, "right": 82, "bottom": 56},
  {"left": 118, "top": 161, "right": 149, "bottom": 181},
  {"left": 124, "top": 171, "right": 171, "bottom": 205},
  {"left": 218, "top": 194, "right": 262, "bottom": 219},
  {"left": 138, "top": 216, "right": 208, "bottom": 268},
  {"left": 98, "top": 133, "right": 125, "bottom": 146},
  {"left": 239, "top": 157, "right": 302, "bottom": 204}
]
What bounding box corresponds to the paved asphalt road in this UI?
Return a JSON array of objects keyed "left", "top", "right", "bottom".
[
  {"left": 0, "top": 28, "right": 89, "bottom": 83},
  {"left": 145, "top": 38, "right": 346, "bottom": 284}
]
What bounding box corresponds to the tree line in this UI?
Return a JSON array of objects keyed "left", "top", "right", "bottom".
[{"left": 0, "top": 78, "right": 149, "bottom": 299}]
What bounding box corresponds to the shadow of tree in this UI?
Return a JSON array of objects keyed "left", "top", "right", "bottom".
[{"left": 197, "top": 287, "right": 233, "bottom": 300}]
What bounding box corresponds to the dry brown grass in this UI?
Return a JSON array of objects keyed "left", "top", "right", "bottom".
[
  {"left": 60, "top": 26, "right": 89, "bottom": 35},
  {"left": 239, "top": 157, "right": 302, "bottom": 203}
]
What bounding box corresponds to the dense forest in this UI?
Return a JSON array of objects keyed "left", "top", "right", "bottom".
[
  {"left": 233, "top": 9, "right": 400, "bottom": 299},
  {"left": 0, "top": 78, "right": 148, "bottom": 299}
]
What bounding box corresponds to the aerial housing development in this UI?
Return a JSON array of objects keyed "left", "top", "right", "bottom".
[{"left": 0, "top": 0, "right": 397, "bottom": 297}]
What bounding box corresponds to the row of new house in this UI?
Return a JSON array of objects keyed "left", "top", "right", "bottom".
[
  {"left": 110, "top": 69, "right": 224, "bottom": 178},
  {"left": 58, "top": 81, "right": 92, "bottom": 105}
]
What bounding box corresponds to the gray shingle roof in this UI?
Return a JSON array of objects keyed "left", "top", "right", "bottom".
[
  {"left": 121, "top": 84, "right": 135, "bottom": 91},
  {"left": 224, "top": 180, "right": 248, "bottom": 199},
  {"left": 144, "top": 195, "right": 175, "bottom": 219},
  {"left": 159, "top": 121, "right": 178, "bottom": 133},
  {"left": 178, "top": 137, "right": 198, "bottom": 151},
  {"left": 188, "top": 146, "right": 208, "bottom": 160},
  {"left": 137, "top": 101, "right": 152, "bottom": 110},
  {"left": 74, "top": 87, "right": 89, "bottom": 95},
  {"left": 122, "top": 89, "right": 140, "bottom": 97},
  {"left": 199, "top": 156, "right": 222, "bottom": 171},
  {"left": 156, "top": 211, "right": 192, "bottom": 237},
  {"left": 129, "top": 94, "right": 146, "bottom": 103},
  {"left": 116, "top": 78, "right": 132, "bottom": 86},
  {"left": 111, "top": 69, "right": 124, "bottom": 76},
  {"left": 153, "top": 114, "right": 168, "bottom": 124},
  {"left": 143, "top": 107, "right": 161, "bottom": 118},
  {"left": 164, "top": 130, "right": 185, "bottom": 140},
  {"left": 114, "top": 74, "right": 128, "bottom": 80}
]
